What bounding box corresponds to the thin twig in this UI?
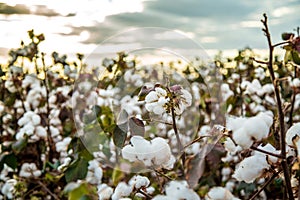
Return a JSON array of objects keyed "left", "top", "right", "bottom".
[
  {"left": 153, "top": 169, "right": 174, "bottom": 180},
  {"left": 143, "top": 118, "right": 173, "bottom": 126},
  {"left": 261, "top": 13, "right": 294, "bottom": 200},
  {"left": 37, "top": 181, "right": 60, "bottom": 200},
  {"left": 250, "top": 145, "right": 285, "bottom": 159},
  {"left": 249, "top": 169, "right": 281, "bottom": 200},
  {"left": 137, "top": 189, "right": 153, "bottom": 199},
  {"left": 252, "top": 57, "right": 268, "bottom": 65},
  {"left": 272, "top": 41, "right": 291, "bottom": 48}
]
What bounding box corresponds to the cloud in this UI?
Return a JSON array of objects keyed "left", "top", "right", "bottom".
[
  {"left": 0, "top": 3, "right": 30, "bottom": 15},
  {"left": 0, "top": 3, "right": 60, "bottom": 16}
]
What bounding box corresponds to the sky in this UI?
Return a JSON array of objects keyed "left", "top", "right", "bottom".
[{"left": 0, "top": 0, "right": 299, "bottom": 64}]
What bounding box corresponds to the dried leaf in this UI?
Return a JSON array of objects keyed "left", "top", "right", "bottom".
[{"left": 129, "top": 117, "right": 145, "bottom": 136}]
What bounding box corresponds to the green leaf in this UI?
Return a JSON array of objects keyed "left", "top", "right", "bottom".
[
  {"left": 65, "top": 157, "right": 88, "bottom": 183},
  {"left": 0, "top": 153, "right": 18, "bottom": 171},
  {"left": 112, "top": 167, "right": 124, "bottom": 186},
  {"left": 112, "top": 125, "right": 127, "bottom": 148},
  {"left": 65, "top": 182, "right": 90, "bottom": 200},
  {"left": 129, "top": 117, "right": 145, "bottom": 136},
  {"left": 284, "top": 50, "right": 292, "bottom": 64},
  {"left": 291, "top": 50, "right": 300, "bottom": 65},
  {"left": 281, "top": 32, "right": 294, "bottom": 40}
]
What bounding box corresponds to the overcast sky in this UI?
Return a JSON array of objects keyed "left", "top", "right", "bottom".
[{"left": 0, "top": 0, "right": 299, "bottom": 63}]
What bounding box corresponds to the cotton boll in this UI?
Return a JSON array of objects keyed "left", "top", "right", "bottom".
[
  {"left": 129, "top": 175, "right": 150, "bottom": 189},
  {"left": 19, "top": 163, "right": 41, "bottom": 178},
  {"left": 164, "top": 180, "right": 200, "bottom": 200},
  {"left": 55, "top": 137, "right": 72, "bottom": 152},
  {"left": 31, "top": 113, "right": 41, "bottom": 125},
  {"left": 50, "top": 126, "right": 60, "bottom": 137},
  {"left": 152, "top": 195, "right": 173, "bottom": 200},
  {"left": 121, "top": 145, "right": 138, "bottom": 162},
  {"left": 98, "top": 184, "right": 113, "bottom": 200},
  {"left": 111, "top": 182, "right": 132, "bottom": 200},
  {"left": 243, "top": 117, "right": 269, "bottom": 141},
  {"left": 122, "top": 136, "right": 175, "bottom": 169},
  {"left": 257, "top": 111, "right": 273, "bottom": 127},
  {"left": 206, "top": 186, "right": 240, "bottom": 200},
  {"left": 232, "top": 127, "right": 253, "bottom": 149},
  {"left": 1, "top": 179, "right": 17, "bottom": 199},
  {"left": 224, "top": 137, "right": 239, "bottom": 153},
  {"left": 35, "top": 126, "right": 47, "bottom": 138},
  {"left": 286, "top": 123, "right": 300, "bottom": 146},
  {"left": 86, "top": 160, "right": 103, "bottom": 185},
  {"left": 226, "top": 116, "right": 247, "bottom": 132},
  {"left": 255, "top": 143, "right": 280, "bottom": 163},
  {"left": 233, "top": 155, "right": 269, "bottom": 183}
]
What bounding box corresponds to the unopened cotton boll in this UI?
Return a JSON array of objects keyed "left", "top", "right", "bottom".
[{"left": 206, "top": 186, "right": 240, "bottom": 200}]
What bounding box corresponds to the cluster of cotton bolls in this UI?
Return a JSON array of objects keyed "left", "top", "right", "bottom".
[
  {"left": 144, "top": 85, "right": 192, "bottom": 116},
  {"left": 152, "top": 180, "right": 200, "bottom": 200},
  {"left": 121, "top": 136, "right": 175, "bottom": 170},
  {"left": 22, "top": 74, "right": 47, "bottom": 109},
  {"left": 16, "top": 111, "right": 47, "bottom": 141},
  {"left": 95, "top": 175, "right": 152, "bottom": 200}
]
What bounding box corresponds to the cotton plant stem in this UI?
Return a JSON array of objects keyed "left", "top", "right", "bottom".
[
  {"left": 261, "top": 13, "right": 294, "bottom": 200},
  {"left": 289, "top": 65, "right": 298, "bottom": 128},
  {"left": 170, "top": 106, "right": 186, "bottom": 174},
  {"left": 41, "top": 53, "right": 53, "bottom": 170}
]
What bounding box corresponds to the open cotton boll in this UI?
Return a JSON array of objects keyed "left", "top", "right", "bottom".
[
  {"left": 122, "top": 136, "right": 175, "bottom": 169},
  {"left": 286, "top": 123, "right": 300, "bottom": 146},
  {"left": 232, "top": 127, "right": 253, "bottom": 149},
  {"left": 226, "top": 116, "right": 247, "bottom": 132},
  {"left": 111, "top": 182, "right": 132, "bottom": 200},
  {"left": 255, "top": 143, "right": 280, "bottom": 163},
  {"left": 224, "top": 137, "right": 241, "bottom": 153},
  {"left": 164, "top": 180, "right": 200, "bottom": 200},
  {"left": 129, "top": 175, "right": 150, "bottom": 189},
  {"left": 243, "top": 117, "right": 270, "bottom": 141},
  {"left": 19, "top": 163, "right": 42, "bottom": 178},
  {"left": 97, "top": 184, "right": 113, "bottom": 200},
  {"left": 206, "top": 186, "right": 240, "bottom": 200},
  {"left": 233, "top": 155, "right": 269, "bottom": 183}
]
